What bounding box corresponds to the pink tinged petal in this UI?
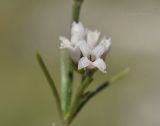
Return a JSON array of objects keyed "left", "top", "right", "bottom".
[
  {"left": 87, "top": 30, "right": 100, "bottom": 48},
  {"left": 92, "top": 58, "right": 107, "bottom": 73},
  {"left": 92, "top": 38, "right": 111, "bottom": 58},
  {"left": 78, "top": 57, "right": 91, "bottom": 70},
  {"left": 79, "top": 40, "right": 91, "bottom": 57}
]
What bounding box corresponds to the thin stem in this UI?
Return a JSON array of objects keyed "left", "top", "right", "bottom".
[
  {"left": 72, "top": 0, "right": 83, "bottom": 22},
  {"left": 36, "top": 52, "right": 62, "bottom": 118},
  {"left": 60, "top": 0, "right": 84, "bottom": 119},
  {"left": 72, "top": 67, "right": 130, "bottom": 118},
  {"left": 74, "top": 82, "right": 109, "bottom": 118},
  {"left": 61, "top": 54, "right": 73, "bottom": 115},
  {"left": 68, "top": 76, "right": 93, "bottom": 124}
]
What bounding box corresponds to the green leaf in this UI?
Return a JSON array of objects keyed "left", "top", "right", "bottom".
[
  {"left": 73, "top": 67, "right": 130, "bottom": 119},
  {"left": 36, "top": 52, "right": 62, "bottom": 117},
  {"left": 68, "top": 76, "right": 93, "bottom": 123}
]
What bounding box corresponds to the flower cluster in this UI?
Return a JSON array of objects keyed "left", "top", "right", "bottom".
[{"left": 60, "top": 22, "right": 111, "bottom": 73}]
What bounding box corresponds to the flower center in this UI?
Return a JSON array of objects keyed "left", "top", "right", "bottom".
[{"left": 89, "top": 55, "right": 96, "bottom": 62}]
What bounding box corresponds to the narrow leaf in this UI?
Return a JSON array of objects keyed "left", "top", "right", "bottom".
[
  {"left": 74, "top": 81, "right": 109, "bottom": 118},
  {"left": 68, "top": 76, "right": 93, "bottom": 123},
  {"left": 73, "top": 67, "right": 130, "bottom": 118},
  {"left": 36, "top": 52, "right": 62, "bottom": 116}
]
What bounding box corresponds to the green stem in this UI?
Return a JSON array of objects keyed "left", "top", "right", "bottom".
[
  {"left": 72, "top": 0, "right": 83, "bottom": 22},
  {"left": 68, "top": 76, "right": 93, "bottom": 123},
  {"left": 74, "top": 82, "right": 109, "bottom": 118},
  {"left": 61, "top": 53, "right": 73, "bottom": 115},
  {"left": 72, "top": 67, "right": 130, "bottom": 118},
  {"left": 60, "top": 0, "right": 84, "bottom": 119}
]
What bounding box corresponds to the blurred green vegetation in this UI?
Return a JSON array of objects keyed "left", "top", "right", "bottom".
[{"left": 0, "top": 0, "right": 160, "bottom": 126}]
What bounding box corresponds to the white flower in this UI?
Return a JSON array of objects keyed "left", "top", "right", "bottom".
[
  {"left": 78, "top": 31, "right": 111, "bottom": 73},
  {"left": 71, "top": 22, "right": 86, "bottom": 42},
  {"left": 60, "top": 22, "right": 85, "bottom": 62},
  {"left": 60, "top": 21, "right": 111, "bottom": 73}
]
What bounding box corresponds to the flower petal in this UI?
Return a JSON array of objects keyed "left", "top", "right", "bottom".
[
  {"left": 79, "top": 40, "right": 91, "bottom": 57},
  {"left": 59, "top": 36, "right": 71, "bottom": 48},
  {"left": 92, "top": 37, "right": 111, "bottom": 58},
  {"left": 59, "top": 36, "right": 81, "bottom": 62},
  {"left": 87, "top": 30, "right": 100, "bottom": 48},
  {"left": 71, "top": 35, "right": 79, "bottom": 45},
  {"left": 69, "top": 47, "right": 81, "bottom": 63},
  {"left": 78, "top": 57, "right": 91, "bottom": 70},
  {"left": 92, "top": 58, "right": 107, "bottom": 73},
  {"left": 71, "top": 22, "right": 85, "bottom": 41},
  {"left": 64, "top": 46, "right": 81, "bottom": 63}
]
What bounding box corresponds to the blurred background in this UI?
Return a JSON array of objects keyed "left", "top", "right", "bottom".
[{"left": 0, "top": 0, "right": 160, "bottom": 126}]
